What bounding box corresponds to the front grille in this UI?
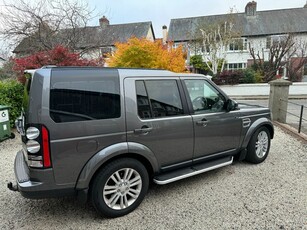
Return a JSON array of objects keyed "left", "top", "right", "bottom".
[{"left": 14, "top": 151, "right": 30, "bottom": 183}]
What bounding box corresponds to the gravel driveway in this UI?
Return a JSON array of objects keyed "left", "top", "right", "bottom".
[{"left": 0, "top": 126, "right": 306, "bottom": 230}]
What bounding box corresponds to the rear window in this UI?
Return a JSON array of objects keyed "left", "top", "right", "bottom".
[{"left": 50, "top": 70, "right": 120, "bottom": 123}]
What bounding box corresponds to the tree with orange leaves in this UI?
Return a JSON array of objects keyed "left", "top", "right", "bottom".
[{"left": 106, "top": 37, "right": 186, "bottom": 72}]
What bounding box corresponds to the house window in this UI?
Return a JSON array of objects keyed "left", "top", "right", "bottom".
[
  {"left": 172, "top": 43, "right": 179, "bottom": 49},
  {"left": 304, "top": 64, "right": 307, "bottom": 76},
  {"left": 172, "top": 42, "right": 187, "bottom": 53},
  {"left": 172, "top": 42, "right": 186, "bottom": 49},
  {"left": 100, "top": 47, "right": 112, "bottom": 58},
  {"left": 266, "top": 35, "right": 288, "bottom": 49},
  {"left": 266, "top": 37, "right": 271, "bottom": 49},
  {"left": 227, "top": 63, "right": 247, "bottom": 71},
  {"left": 243, "top": 38, "right": 248, "bottom": 50},
  {"left": 229, "top": 38, "right": 247, "bottom": 51},
  {"left": 189, "top": 42, "right": 203, "bottom": 55}
]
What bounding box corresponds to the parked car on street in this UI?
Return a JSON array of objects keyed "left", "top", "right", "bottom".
[{"left": 8, "top": 67, "right": 274, "bottom": 217}]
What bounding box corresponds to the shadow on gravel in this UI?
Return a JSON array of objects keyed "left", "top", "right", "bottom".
[{"left": 146, "top": 161, "right": 250, "bottom": 197}]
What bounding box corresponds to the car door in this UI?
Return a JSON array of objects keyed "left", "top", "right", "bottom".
[
  {"left": 182, "top": 78, "right": 242, "bottom": 162},
  {"left": 124, "top": 77, "right": 194, "bottom": 171}
]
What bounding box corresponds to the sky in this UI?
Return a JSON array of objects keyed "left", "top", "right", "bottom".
[
  {"left": 0, "top": 0, "right": 306, "bottom": 56},
  {"left": 89, "top": 0, "right": 307, "bottom": 38}
]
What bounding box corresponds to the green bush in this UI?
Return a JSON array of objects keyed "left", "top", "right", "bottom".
[
  {"left": 241, "top": 68, "right": 256, "bottom": 83},
  {"left": 254, "top": 71, "right": 264, "bottom": 83},
  {"left": 0, "top": 80, "right": 23, "bottom": 127},
  {"left": 241, "top": 68, "right": 264, "bottom": 83},
  {"left": 213, "top": 68, "right": 265, "bottom": 85},
  {"left": 213, "top": 70, "right": 244, "bottom": 85}
]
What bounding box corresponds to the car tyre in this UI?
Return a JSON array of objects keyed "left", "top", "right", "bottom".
[
  {"left": 91, "top": 158, "right": 149, "bottom": 218},
  {"left": 246, "top": 127, "right": 271, "bottom": 164}
]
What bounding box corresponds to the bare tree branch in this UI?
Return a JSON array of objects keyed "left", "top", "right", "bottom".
[
  {"left": 0, "top": 0, "right": 97, "bottom": 54},
  {"left": 248, "top": 34, "right": 304, "bottom": 81},
  {"left": 192, "top": 11, "right": 241, "bottom": 75}
]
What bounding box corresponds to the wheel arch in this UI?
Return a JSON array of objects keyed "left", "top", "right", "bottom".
[
  {"left": 75, "top": 142, "right": 159, "bottom": 190},
  {"left": 241, "top": 118, "right": 274, "bottom": 149}
]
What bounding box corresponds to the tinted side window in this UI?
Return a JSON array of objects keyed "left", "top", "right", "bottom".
[
  {"left": 184, "top": 80, "right": 226, "bottom": 114},
  {"left": 50, "top": 76, "right": 120, "bottom": 123},
  {"left": 136, "top": 81, "right": 152, "bottom": 119},
  {"left": 136, "top": 80, "right": 184, "bottom": 119}
]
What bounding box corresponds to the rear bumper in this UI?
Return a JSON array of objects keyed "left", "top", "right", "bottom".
[{"left": 11, "top": 150, "right": 75, "bottom": 199}]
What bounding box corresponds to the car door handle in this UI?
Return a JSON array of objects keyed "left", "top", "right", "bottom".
[
  {"left": 196, "top": 119, "right": 209, "bottom": 127},
  {"left": 134, "top": 126, "right": 153, "bottom": 134}
]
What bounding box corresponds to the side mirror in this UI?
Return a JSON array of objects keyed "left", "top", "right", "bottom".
[{"left": 226, "top": 99, "right": 238, "bottom": 112}]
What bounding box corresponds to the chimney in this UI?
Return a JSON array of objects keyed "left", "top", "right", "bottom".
[
  {"left": 245, "top": 1, "right": 257, "bottom": 16},
  {"left": 162, "top": 25, "right": 168, "bottom": 45},
  {"left": 99, "top": 16, "right": 109, "bottom": 28}
]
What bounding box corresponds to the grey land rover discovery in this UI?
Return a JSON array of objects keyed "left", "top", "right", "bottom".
[{"left": 9, "top": 67, "right": 274, "bottom": 217}]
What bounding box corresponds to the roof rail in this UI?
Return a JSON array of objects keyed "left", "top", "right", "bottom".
[{"left": 41, "top": 65, "right": 57, "bottom": 69}]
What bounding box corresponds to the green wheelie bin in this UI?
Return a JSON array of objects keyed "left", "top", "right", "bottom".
[{"left": 0, "top": 105, "right": 15, "bottom": 142}]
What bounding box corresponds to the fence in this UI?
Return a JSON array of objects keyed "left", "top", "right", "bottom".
[{"left": 280, "top": 99, "right": 307, "bottom": 134}]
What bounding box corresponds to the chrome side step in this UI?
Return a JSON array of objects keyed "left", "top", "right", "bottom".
[{"left": 154, "top": 156, "right": 233, "bottom": 185}]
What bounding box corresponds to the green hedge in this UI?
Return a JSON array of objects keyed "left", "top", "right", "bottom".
[
  {"left": 213, "top": 68, "right": 263, "bottom": 85},
  {"left": 0, "top": 80, "right": 24, "bottom": 128}
]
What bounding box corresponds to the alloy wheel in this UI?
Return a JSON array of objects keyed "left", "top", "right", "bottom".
[
  {"left": 255, "top": 131, "right": 269, "bottom": 158},
  {"left": 103, "top": 168, "right": 142, "bottom": 210}
]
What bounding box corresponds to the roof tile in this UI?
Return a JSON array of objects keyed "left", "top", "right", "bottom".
[{"left": 168, "top": 8, "right": 307, "bottom": 41}]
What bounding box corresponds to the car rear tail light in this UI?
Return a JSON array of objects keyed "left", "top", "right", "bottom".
[
  {"left": 42, "top": 126, "right": 51, "bottom": 168},
  {"left": 28, "top": 160, "right": 43, "bottom": 168},
  {"left": 24, "top": 125, "right": 52, "bottom": 168}
]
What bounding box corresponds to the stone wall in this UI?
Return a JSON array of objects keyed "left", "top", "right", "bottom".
[{"left": 220, "top": 82, "right": 307, "bottom": 99}]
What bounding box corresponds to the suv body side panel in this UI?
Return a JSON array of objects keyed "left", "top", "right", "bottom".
[
  {"left": 50, "top": 132, "right": 126, "bottom": 186},
  {"left": 191, "top": 111, "right": 242, "bottom": 159},
  {"left": 124, "top": 77, "right": 193, "bottom": 168},
  {"left": 180, "top": 77, "right": 242, "bottom": 160},
  {"left": 40, "top": 68, "right": 126, "bottom": 186},
  {"left": 76, "top": 142, "right": 159, "bottom": 189},
  {"left": 127, "top": 142, "right": 159, "bottom": 172},
  {"left": 240, "top": 117, "right": 274, "bottom": 149},
  {"left": 124, "top": 77, "right": 194, "bottom": 169},
  {"left": 27, "top": 68, "right": 51, "bottom": 124},
  {"left": 235, "top": 103, "right": 273, "bottom": 149},
  {"left": 15, "top": 151, "right": 75, "bottom": 198}
]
